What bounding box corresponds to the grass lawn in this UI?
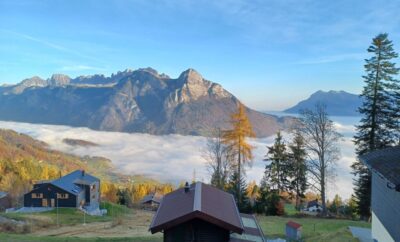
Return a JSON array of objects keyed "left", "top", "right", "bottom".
[
  {"left": 0, "top": 202, "right": 370, "bottom": 242},
  {"left": 0, "top": 234, "right": 161, "bottom": 242},
  {"left": 257, "top": 215, "right": 371, "bottom": 242},
  {"left": 284, "top": 203, "right": 298, "bottom": 216},
  {"left": 1, "top": 202, "right": 128, "bottom": 226}
]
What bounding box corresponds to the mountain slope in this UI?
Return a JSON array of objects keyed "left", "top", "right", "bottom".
[
  {"left": 284, "top": 90, "right": 362, "bottom": 116},
  {"left": 0, "top": 68, "right": 294, "bottom": 137}
]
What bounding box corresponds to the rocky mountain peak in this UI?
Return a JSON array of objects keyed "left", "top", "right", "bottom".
[
  {"left": 179, "top": 68, "right": 203, "bottom": 84},
  {"left": 20, "top": 76, "right": 46, "bottom": 86},
  {"left": 48, "top": 74, "right": 71, "bottom": 86}
]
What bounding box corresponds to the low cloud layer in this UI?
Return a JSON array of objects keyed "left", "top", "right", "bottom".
[{"left": 0, "top": 119, "right": 358, "bottom": 200}]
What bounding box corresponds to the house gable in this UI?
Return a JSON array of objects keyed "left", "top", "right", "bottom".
[{"left": 24, "top": 183, "right": 77, "bottom": 208}]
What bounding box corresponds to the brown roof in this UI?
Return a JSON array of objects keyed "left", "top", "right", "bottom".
[
  {"left": 359, "top": 146, "right": 400, "bottom": 187},
  {"left": 286, "top": 221, "right": 302, "bottom": 229},
  {"left": 149, "top": 182, "right": 244, "bottom": 234}
]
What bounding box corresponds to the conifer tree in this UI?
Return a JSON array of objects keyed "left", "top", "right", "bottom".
[
  {"left": 227, "top": 171, "right": 250, "bottom": 213},
  {"left": 288, "top": 131, "right": 308, "bottom": 211},
  {"left": 263, "top": 131, "right": 290, "bottom": 194},
  {"left": 222, "top": 103, "right": 255, "bottom": 205},
  {"left": 353, "top": 33, "right": 399, "bottom": 219}
]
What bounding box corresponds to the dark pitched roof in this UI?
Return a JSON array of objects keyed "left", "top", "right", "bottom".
[
  {"left": 230, "top": 213, "right": 266, "bottom": 242},
  {"left": 140, "top": 192, "right": 162, "bottom": 204},
  {"left": 149, "top": 182, "right": 244, "bottom": 234},
  {"left": 359, "top": 146, "right": 400, "bottom": 187},
  {"left": 286, "top": 221, "right": 302, "bottom": 229},
  {"left": 38, "top": 170, "right": 99, "bottom": 195},
  {"left": 0, "top": 192, "right": 7, "bottom": 199},
  {"left": 307, "top": 199, "right": 320, "bottom": 208}
]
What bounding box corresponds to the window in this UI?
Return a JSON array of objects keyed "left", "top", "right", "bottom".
[
  {"left": 57, "top": 193, "right": 69, "bottom": 199},
  {"left": 91, "top": 184, "right": 96, "bottom": 190},
  {"left": 31, "top": 193, "right": 43, "bottom": 199}
]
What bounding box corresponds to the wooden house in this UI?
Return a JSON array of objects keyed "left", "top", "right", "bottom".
[
  {"left": 150, "top": 182, "right": 265, "bottom": 242},
  {"left": 24, "top": 170, "right": 100, "bottom": 210},
  {"left": 305, "top": 199, "right": 322, "bottom": 212},
  {"left": 140, "top": 192, "right": 162, "bottom": 210},
  {"left": 360, "top": 147, "right": 400, "bottom": 242}
]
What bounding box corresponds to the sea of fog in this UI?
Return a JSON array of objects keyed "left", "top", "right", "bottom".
[{"left": 0, "top": 113, "right": 360, "bottom": 201}]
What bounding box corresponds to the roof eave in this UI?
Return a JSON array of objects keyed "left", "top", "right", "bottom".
[
  {"left": 150, "top": 210, "right": 244, "bottom": 234},
  {"left": 358, "top": 156, "right": 400, "bottom": 192}
]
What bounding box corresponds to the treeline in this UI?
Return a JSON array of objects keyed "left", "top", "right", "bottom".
[
  {"left": 101, "top": 182, "right": 174, "bottom": 206},
  {"left": 0, "top": 159, "right": 60, "bottom": 206},
  {"left": 205, "top": 102, "right": 343, "bottom": 216}
]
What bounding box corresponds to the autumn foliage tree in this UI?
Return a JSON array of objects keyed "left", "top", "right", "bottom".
[{"left": 222, "top": 103, "right": 255, "bottom": 205}]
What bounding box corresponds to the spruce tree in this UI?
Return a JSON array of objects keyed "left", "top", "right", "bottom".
[
  {"left": 227, "top": 171, "right": 250, "bottom": 213},
  {"left": 353, "top": 33, "right": 399, "bottom": 219},
  {"left": 263, "top": 131, "right": 290, "bottom": 194},
  {"left": 288, "top": 131, "right": 308, "bottom": 211}
]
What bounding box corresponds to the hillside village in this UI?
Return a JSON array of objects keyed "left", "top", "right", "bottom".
[{"left": 1, "top": 1, "right": 400, "bottom": 242}]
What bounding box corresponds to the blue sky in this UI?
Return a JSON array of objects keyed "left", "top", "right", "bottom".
[{"left": 1, "top": 0, "right": 400, "bottom": 110}]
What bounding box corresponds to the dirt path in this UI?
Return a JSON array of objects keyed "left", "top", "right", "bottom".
[{"left": 32, "top": 209, "right": 160, "bottom": 238}]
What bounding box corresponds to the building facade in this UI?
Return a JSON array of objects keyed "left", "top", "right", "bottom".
[
  {"left": 24, "top": 170, "right": 100, "bottom": 210},
  {"left": 360, "top": 147, "right": 400, "bottom": 242}
]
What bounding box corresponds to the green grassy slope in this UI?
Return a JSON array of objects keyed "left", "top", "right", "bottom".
[{"left": 258, "top": 215, "right": 370, "bottom": 242}]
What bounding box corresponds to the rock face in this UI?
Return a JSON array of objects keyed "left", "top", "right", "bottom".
[
  {"left": 0, "top": 68, "right": 294, "bottom": 137},
  {"left": 284, "top": 90, "right": 363, "bottom": 116}
]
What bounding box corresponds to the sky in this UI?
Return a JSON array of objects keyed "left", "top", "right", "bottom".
[{"left": 1, "top": 0, "right": 400, "bottom": 110}]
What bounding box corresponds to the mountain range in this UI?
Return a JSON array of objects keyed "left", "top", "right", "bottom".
[
  {"left": 284, "top": 90, "right": 362, "bottom": 116},
  {"left": 0, "top": 68, "right": 294, "bottom": 137}
]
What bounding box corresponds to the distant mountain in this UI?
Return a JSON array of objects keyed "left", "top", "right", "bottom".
[
  {"left": 284, "top": 90, "right": 362, "bottom": 116},
  {"left": 0, "top": 68, "right": 294, "bottom": 137}
]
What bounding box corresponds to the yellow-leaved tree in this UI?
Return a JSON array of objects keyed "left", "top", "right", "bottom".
[{"left": 222, "top": 103, "right": 255, "bottom": 202}]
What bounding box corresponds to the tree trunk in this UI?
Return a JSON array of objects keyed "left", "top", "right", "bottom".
[{"left": 321, "top": 164, "right": 326, "bottom": 216}]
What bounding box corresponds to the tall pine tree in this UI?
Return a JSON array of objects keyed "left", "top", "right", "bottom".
[
  {"left": 353, "top": 33, "right": 399, "bottom": 219},
  {"left": 263, "top": 131, "right": 290, "bottom": 194},
  {"left": 227, "top": 171, "right": 251, "bottom": 213},
  {"left": 288, "top": 131, "right": 308, "bottom": 211}
]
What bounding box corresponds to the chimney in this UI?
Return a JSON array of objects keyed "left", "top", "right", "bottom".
[
  {"left": 82, "top": 170, "right": 85, "bottom": 177},
  {"left": 184, "top": 182, "right": 190, "bottom": 193}
]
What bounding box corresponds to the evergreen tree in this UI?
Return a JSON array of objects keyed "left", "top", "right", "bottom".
[
  {"left": 264, "top": 131, "right": 290, "bottom": 194},
  {"left": 255, "top": 177, "right": 270, "bottom": 214},
  {"left": 222, "top": 103, "right": 255, "bottom": 206},
  {"left": 288, "top": 131, "right": 308, "bottom": 211},
  {"left": 353, "top": 33, "right": 399, "bottom": 219},
  {"left": 227, "top": 171, "right": 250, "bottom": 213},
  {"left": 257, "top": 172, "right": 285, "bottom": 216}
]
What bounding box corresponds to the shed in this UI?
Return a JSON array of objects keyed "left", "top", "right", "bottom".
[
  {"left": 140, "top": 192, "right": 162, "bottom": 211},
  {"left": 0, "top": 192, "right": 11, "bottom": 212},
  {"left": 286, "top": 221, "right": 302, "bottom": 240},
  {"left": 150, "top": 182, "right": 244, "bottom": 242}
]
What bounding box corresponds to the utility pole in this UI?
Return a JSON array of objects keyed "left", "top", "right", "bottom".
[
  {"left": 56, "top": 195, "right": 59, "bottom": 227},
  {"left": 83, "top": 210, "right": 86, "bottom": 226}
]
